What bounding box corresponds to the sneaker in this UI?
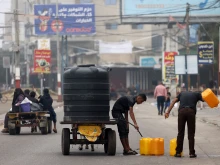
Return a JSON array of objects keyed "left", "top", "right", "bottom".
[
  {"left": 174, "top": 153, "right": 182, "bottom": 158},
  {"left": 1, "top": 128, "right": 9, "bottom": 133},
  {"left": 190, "top": 154, "right": 197, "bottom": 158}
]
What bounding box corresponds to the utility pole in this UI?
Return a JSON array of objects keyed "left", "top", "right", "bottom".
[
  {"left": 185, "top": 3, "right": 190, "bottom": 91},
  {"left": 14, "top": 0, "right": 20, "bottom": 88},
  {"left": 25, "top": 1, "right": 30, "bottom": 87},
  {"left": 56, "top": 0, "right": 62, "bottom": 101}
]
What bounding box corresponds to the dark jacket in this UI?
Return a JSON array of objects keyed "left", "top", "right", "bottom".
[
  {"left": 39, "top": 93, "right": 53, "bottom": 111},
  {"left": 28, "top": 96, "right": 39, "bottom": 104}
]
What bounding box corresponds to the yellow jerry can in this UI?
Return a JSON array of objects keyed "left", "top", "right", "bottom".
[
  {"left": 170, "top": 138, "right": 183, "bottom": 156},
  {"left": 202, "top": 88, "right": 219, "bottom": 108},
  {"left": 151, "top": 138, "right": 164, "bottom": 155},
  {"left": 140, "top": 138, "right": 152, "bottom": 155}
]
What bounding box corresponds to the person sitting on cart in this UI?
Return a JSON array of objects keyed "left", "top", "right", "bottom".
[
  {"left": 112, "top": 93, "right": 146, "bottom": 155},
  {"left": 39, "top": 88, "right": 57, "bottom": 133},
  {"left": 1, "top": 88, "right": 25, "bottom": 133},
  {"left": 29, "top": 91, "right": 39, "bottom": 103}
]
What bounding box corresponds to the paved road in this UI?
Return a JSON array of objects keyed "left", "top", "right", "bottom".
[{"left": 1, "top": 101, "right": 220, "bottom": 165}]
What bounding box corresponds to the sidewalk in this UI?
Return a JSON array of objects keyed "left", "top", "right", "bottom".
[
  {"left": 147, "top": 97, "right": 220, "bottom": 128},
  {"left": 0, "top": 101, "right": 63, "bottom": 126}
]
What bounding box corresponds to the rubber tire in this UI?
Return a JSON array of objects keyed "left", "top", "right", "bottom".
[
  {"left": 47, "top": 120, "right": 52, "bottom": 134},
  {"left": 107, "top": 130, "right": 116, "bottom": 156},
  {"left": 62, "top": 128, "right": 70, "bottom": 155},
  {"left": 15, "top": 127, "right": 21, "bottom": 135},
  {"left": 40, "top": 127, "right": 48, "bottom": 135},
  {"left": 9, "top": 128, "right": 16, "bottom": 135},
  {"left": 104, "top": 128, "right": 112, "bottom": 154}
]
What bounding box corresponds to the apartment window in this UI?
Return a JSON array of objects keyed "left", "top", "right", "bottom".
[
  {"left": 80, "top": 0, "right": 93, "bottom": 3},
  {"left": 105, "top": 0, "right": 117, "bottom": 5},
  {"left": 105, "top": 23, "right": 118, "bottom": 30},
  {"left": 132, "top": 24, "right": 144, "bottom": 30},
  {"left": 152, "top": 35, "right": 162, "bottom": 50}
]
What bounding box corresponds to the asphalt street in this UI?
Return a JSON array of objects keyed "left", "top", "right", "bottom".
[{"left": 0, "top": 100, "right": 220, "bottom": 165}]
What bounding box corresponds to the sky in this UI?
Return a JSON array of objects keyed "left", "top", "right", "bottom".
[{"left": 0, "top": 0, "right": 11, "bottom": 47}]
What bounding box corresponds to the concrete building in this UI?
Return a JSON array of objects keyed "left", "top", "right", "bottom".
[{"left": 5, "top": 0, "right": 179, "bottom": 93}]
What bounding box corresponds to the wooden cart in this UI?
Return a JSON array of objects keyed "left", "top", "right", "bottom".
[
  {"left": 60, "top": 120, "right": 118, "bottom": 156},
  {"left": 7, "top": 111, "right": 51, "bottom": 135}
]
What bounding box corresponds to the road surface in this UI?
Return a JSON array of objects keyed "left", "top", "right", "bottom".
[{"left": 0, "top": 101, "right": 220, "bottom": 165}]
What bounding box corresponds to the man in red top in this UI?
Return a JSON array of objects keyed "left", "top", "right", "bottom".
[{"left": 154, "top": 82, "right": 167, "bottom": 115}]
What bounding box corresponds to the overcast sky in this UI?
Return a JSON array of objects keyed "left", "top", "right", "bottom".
[{"left": 0, "top": 0, "right": 10, "bottom": 47}]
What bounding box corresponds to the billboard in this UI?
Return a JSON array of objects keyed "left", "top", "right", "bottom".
[
  {"left": 139, "top": 56, "right": 162, "bottom": 68},
  {"left": 163, "top": 52, "right": 178, "bottom": 83},
  {"left": 3, "top": 57, "right": 10, "bottom": 69},
  {"left": 38, "top": 39, "right": 50, "bottom": 50},
  {"left": 198, "top": 41, "right": 214, "bottom": 64},
  {"left": 34, "top": 50, "right": 51, "bottom": 73},
  {"left": 121, "top": 0, "right": 220, "bottom": 23},
  {"left": 99, "top": 41, "right": 132, "bottom": 54},
  {"left": 34, "top": 4, "right": 95, "bottom": 35}
]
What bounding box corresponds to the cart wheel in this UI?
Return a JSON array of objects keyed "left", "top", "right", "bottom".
[
  {"left": 47, "top": 120, "right": 52, "bottom": 134},
  {"left": 15, "top": 127, "right": 21, "bottom": 135},
  {"left": 62, "top": 128, "right": 70, "bottom": 155},
  {"left": 107, "top": 130, "right": 116, "bottom": 156},
  {"left": 40, "top": 127, "right": 48, "bottom": 135},
  {"left": 9, "top": 128, "right": 16, "bottom": 135},
  {"left": 104, "top": 128, "right": 111, "bottom": 153}
]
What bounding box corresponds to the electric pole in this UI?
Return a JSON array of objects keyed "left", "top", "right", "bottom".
[
  {"left": 25, "top": 1, "right": 30, "bottom": 87},
  {"left": 56, "top": 0, "right": 62, "bottom": 102},
  {"left": 14, "top": 0, "right": 20, "bottom": 88},
  {"left": 186, "top": 3, "right": 190, "bottom": 91}
]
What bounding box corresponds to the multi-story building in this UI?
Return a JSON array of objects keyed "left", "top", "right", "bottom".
[{"left": 4, "top": 0, "right": 173, "bottom": 93}]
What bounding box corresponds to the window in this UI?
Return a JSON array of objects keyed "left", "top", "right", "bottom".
[
  {"left": 105, "top": 23, "right": 118, "bottom": 30},
  {"left": 132, "top": 24, "right": 144, "bottom": 30},
  {"left": 80, "top": 0, "right": 92, "bottom": 3},
  {"left": 152, "top": 35, "right": 162, "bottom": 50},
  {"left": 105, "top": 0, "right": 117, "bottom": 5}
]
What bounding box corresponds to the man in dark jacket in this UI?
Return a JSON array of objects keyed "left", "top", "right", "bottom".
[
  {"left": 29, "top": 91, "right": 39, "bottom": 103},
  {"left": 39, "top": 88, "right": 57, "bottom": 133},
  {"left": 165, "top": 91, "right": 203, "bottom": 158}
]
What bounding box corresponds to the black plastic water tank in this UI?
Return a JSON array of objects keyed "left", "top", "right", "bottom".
[{"left": 63, "top": 65, "right": 110, "bottom": 121}]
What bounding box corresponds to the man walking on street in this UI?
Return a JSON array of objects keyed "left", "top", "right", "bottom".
[
  {"left": 154, "top": 82, "right": 167, "bottom": 115},
  {"left": 165, "top": 91, "right": 203, "bottom": 158},
  {"left": 112, "top": 94, "right": 146, "bottom": 155}
]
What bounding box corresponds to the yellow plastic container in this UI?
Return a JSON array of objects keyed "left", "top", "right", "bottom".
[
  {"left": 140, "top": 138, "right": 152, "bottom": 155},
  {"left": 202, "top": 88, "right": 219, "bottom": 108},
  {"left": 151, "top": 138, "right": 164, "bottom": 155},
  {"left": 170, "top": 138, "right": 183, "bottom": 156}
]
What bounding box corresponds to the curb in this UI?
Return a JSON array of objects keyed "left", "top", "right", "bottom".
[
  {"left": 199, "top": 117, "right": 220, "bottom": 127},
  {"left": 0, "top": 103, "right": 63, "bottom": 127}
]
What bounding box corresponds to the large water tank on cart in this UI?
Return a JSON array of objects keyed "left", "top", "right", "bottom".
[{"left": 63, "top": 65, "right": 110, "bottom": 121}]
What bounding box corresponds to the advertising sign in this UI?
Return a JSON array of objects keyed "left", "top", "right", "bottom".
[
  {"left": 3, "top": 57, "right": 10, "bottom": 68},
  {"left": 34, "top": 50, "right": 51, "bottom": 73},
  {"left": 38, "top": 39, "right": 50, "bottom": 50},
  {"left": 121, "top": 0, "right": 220, "bottom": 23},
  {"left": 34, "top": 4, "right": 95, "bottom": 35},
  {"left": 189, "top": 24, "right": 199, "bottom": 43},
  {"left": 163, "top": 52, "right": 178, "bottom": 82},
  {"left": 99, "top": 41, "right": 132, "bottom": 54},
  {"left": 187, "top": 55, "right": 198, "bottom": 74},
  {"left": 198, "top": 41, "right": 214, "bottom": 64},
  {"left": 174, "top": 55, "right": 185, "bottom": 75},
  {"left": 175, "top": 55, "right": 198, "bottom": 75},
  {"left": 139, "top": 56, "right": 162, "bottom": 68}
]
